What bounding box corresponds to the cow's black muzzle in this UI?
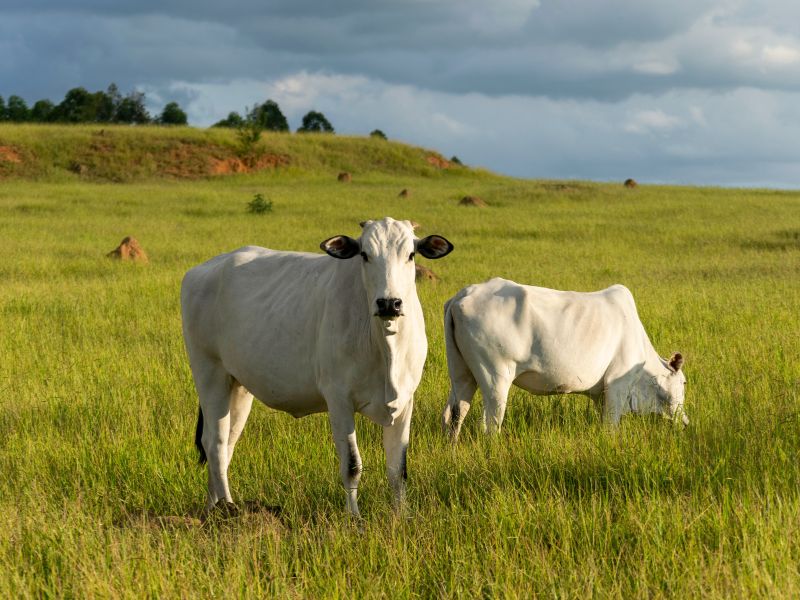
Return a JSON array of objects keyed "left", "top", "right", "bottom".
[{"left": 375, "top": 297, "right": 403, "bottom": 318}]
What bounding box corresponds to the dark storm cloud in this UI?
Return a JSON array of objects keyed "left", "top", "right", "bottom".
[{"left": 6, "top": 0, "right": 800, "bottom": 104}]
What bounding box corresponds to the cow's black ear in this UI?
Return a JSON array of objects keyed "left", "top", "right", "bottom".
[
  {"left": 669, "top": 352, "right": 684, "bottom": 372},
  {"left": 416, "top": 235, "right": 454, "bottom": 259},
  {"left": 320, "top": 235, "right": 360, "bottom": 259}
]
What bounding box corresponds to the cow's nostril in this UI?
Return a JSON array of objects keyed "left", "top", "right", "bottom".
[{"left": 376, "top": 298, "right": 403, "bottom": 317}]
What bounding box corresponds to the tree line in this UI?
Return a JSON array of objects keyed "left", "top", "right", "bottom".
[
  {"left": 0, "top": 84, "right": 187, "bottom": 125},
  {"left": 212, "top": 100, "right": 337, "bottom": 134},
  {"left": 0, "top": 85, "right": 400, "bottom": 141}
]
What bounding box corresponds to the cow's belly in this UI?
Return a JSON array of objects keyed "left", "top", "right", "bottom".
[
  {"left": 243, "top": 378, "right": 327, "bottom": 417},
  {"left": 224, "top": 351, "right": 327, "bottom": 418},
  {"left": 514, "top": 369, "right": 604, "bottom": 396}
]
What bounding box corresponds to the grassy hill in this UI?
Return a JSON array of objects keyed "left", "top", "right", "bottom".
[
  {"left": 0, "top": 124, "right": 484, "bottom": 182},
  {"left": 1, "top": 124, "right": 799, "bottom": 597}
]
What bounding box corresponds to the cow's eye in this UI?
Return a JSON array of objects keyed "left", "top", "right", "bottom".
[
  {"left": 409, "top": 252, "right": 415, "bottom": 261},
  {"left": 360, "top": 252, "right": 368, "bottom": 262}
]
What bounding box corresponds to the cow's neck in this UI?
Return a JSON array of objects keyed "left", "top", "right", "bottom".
[
  {"left": 630, "top": 333, "right": 671, "bottom": 413},
  {"left": 367, "top": 302, "right": 421, "bottom": 426},
  {"left": 638, "top": 326, "right": 670, "bottom": 377},
  {"left": 338, "top": 260, "right": 419, "bottom": 423}
]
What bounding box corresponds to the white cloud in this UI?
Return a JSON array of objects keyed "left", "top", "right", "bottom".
[
  {"left": 761, "top": 44, "right": 800, "bottom": 67},
  {"left": 689, "top": 106, "right": 707, "bottom": 126},
  {"left": 624, "top": 109, "right": 684, "bottom": 134},
  {"left": 632, "top": 58, "right": 680, "bottom": 76}
]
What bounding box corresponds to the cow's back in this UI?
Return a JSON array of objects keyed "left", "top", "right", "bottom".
[{"left": 449, "top": 279, "right": 646, "bottom": 395}]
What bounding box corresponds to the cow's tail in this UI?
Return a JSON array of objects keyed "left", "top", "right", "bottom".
[
  {"left": 195, "top": 405, "right": 207, "bottom": 464},
  {"left": 442, "top": 296, "right": 476, "bottom": 436}
]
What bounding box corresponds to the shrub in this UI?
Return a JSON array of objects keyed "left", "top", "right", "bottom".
[
  {"left": 235, "top": 120, "right": 264, "bottom": 165},
  {"left": 370, "top": 129, "right": 387, "bottom": 140},
  {"left": 450, "top": 155, "right": 463, "bottom": 166},
  {"left": 247, "top": 193, "right": 273, "bottom": 214}
]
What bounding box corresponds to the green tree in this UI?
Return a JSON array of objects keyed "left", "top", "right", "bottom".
[
  {"left": 6, "top": 96, "right": 31, "bottom": 122},
  {"left": 114, "top": 91, "right": 150, "bottom": 124},
  {"left": 30, "top": 99, "right": 55, "bottom": 122},
  {"left": 370, "top": 129, "right": 387, "bottom": 140},
  {"left": 249, "top": 100, "right": 289, "bottom": 132},
  {"left": 93, "top": 84, "right": 121, "bottom": 122},
  {"left": 105, "top": 84, "right": 122, "bottom": 113},
  {"left": 159, "top": 101, "right": 188, "bottom": 125},
  {"left": 297, "top": 110, "right": 334, "bottom": 133},
  {"left": 212, "top": 111, "right": 244, "bottom": 128},
  {"left": 0, "top": 96, "right": 6, "bottom": 121},
  {"left": 52, "top": 87, "right": 97, "bottom": 122}
]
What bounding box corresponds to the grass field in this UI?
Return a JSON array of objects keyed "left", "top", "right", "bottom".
[{"left": 1, "top": 126, "right": 799, "bottom": 597}]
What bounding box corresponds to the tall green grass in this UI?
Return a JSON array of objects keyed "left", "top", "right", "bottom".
[{"left": 0, "top": 130, "right": 799, "bottom": 597}]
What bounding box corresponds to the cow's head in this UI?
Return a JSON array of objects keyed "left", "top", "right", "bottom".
[
  {"left": 320, "top": 217, "right": 453, "bottom": 323},
  {"left": 647, "top": 352, "right": 689, "bottom": 426}
]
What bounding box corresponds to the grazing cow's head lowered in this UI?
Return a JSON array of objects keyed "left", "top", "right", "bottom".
[
  {"left": 663, "top": 353, "right": 689, "bottom": 426},
  {"left": 321, "top": 217, "right": 453, "bottom": 321},
  {"left": 638, "top": 352, "right": 689, "bottom": 426}
]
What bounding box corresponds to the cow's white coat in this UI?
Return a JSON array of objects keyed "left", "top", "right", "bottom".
[
  {"left": 442, "top": 278, "right": 688, "bottom": 438},
  {"left": 181, "top": 217, "right": 452, "bottom": 515}
]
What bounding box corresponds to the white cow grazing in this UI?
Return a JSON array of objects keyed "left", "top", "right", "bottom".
[
  {"left": 441, "top": 278, "right": 688, "bottom": 439},
  {"left": 181, "top": 217, "right": 453, "bottom": 516}
]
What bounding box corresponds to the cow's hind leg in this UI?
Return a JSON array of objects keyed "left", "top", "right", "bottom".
[
  {"left": 227, "top": 381, "right": 254, "bottom": 463},
  {"left": 193, "top": 362, "right": 236, "bottom": 513},
  {"left": 442, "top": 376, "right": 477, "bottom": 442},
  {"left": 328, "top": 410, "right": 362, "bottom": 516},
  {"left": 442, "top": 303, "right": 478, "bottom": 441},
  {"left": 476, "top": 370, "right": 514, "bottom": 435}
]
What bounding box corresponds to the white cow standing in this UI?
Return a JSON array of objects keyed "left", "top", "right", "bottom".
[
  {"left": 441, "top": 278, "right": 688, "bottom": 439},
  {"left": 181, "top": 217, "right": 453, "bottom": 515}
]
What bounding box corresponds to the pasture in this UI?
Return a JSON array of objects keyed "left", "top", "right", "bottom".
[{"left": 1, "top": 127, "right": 799, "bottom": 597}]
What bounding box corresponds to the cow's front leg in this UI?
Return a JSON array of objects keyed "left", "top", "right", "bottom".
[
  {"left": 383, "top": 400, "right": 413, "bottom": 511},
  {"left": 602, "top": 378, "right": 629, "bottom": 427},
  {"left": 328, "top": 410, "right": 362, "bottom": 516}
]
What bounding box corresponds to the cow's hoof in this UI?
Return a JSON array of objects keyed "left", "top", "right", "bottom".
[
  {"left": 202, "top": 500, "right": 240, "bottom": 523},
  {"left": 217, "top": 500, "right": 240, "bottom": 517}
]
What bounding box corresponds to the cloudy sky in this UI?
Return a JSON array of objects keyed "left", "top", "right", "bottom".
[{"left": 3, "top": 1, "right": 800, "bottom": 187}]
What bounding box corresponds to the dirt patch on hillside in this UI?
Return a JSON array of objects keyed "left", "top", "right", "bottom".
[
  {"left": 209, "top": 153, "right": 290, "bottom": 176},
  {"left": 426, "top": 155, "right": 451, "bottom": 169},
  {"left": 0, "top": 146, "right": 22, "bottom": 163},
  {"left": 64, "top": 136, "right": 292, "bottom": 180}
]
